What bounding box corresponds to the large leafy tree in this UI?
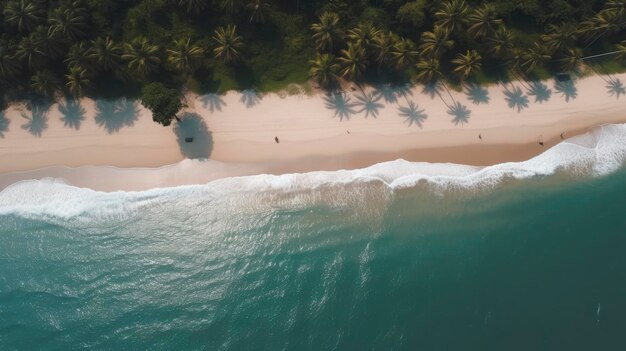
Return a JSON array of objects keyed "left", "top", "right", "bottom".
[
  {"left": 140, "top": 82, "right": 183, "bottom": 127},
  {"left": 309, "top": 53, "right": 339, "bottom": 88},
  {"left": 167, "top": 38, "right": 204, "bottom": 74},
  {"left": 122, "top": 37, "right": 161, "bottom": 77},
  {"left": 311, "top": 12, "right": 342, "bottom": 53},
  {"left": 3, "top": 0, "right": 45, "bottom": 33},
  {"left": 452, "top": 50, "right": 482, "bottom": 79},
  {"left": 467, "top": 4, "right": 503, "bottom": 39},
  {"left": 337, "top": 43, "right": 368, "bottom": 80},
  {"left": 213, "top": 25, "right": 244, "bottom": 64},
  {"left": 65, "top": 66, "right": 91, "bottom": 97},
  {"left": 434, "top": 0, "right": 470, "bottom": 34},
  {"left": 419, "top": 26, "right": 454, "bottom": 59}
]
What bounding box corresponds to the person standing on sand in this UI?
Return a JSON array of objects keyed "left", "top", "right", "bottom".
[{"left": 275, "top": 136, "right": 279, "bottom": 143}]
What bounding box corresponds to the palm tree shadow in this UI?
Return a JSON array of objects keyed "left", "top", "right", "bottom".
[
  {"left": 240, "top": 89, "right": 261, "bottom": 108},
  {"left": 422, "top": 81, "right": 442, "bottom": 99},
  {"left": 323, "top": 91, "right": 356, "bottom": 121},
  {"left": 503, "top": 86, "right": 529, "bottom": 113},
  {"left": 21, "top": 102, "right": 50, "bottom": 137},
  {"left": 398, "top": 101, "right": 427, "bottom": 128},
  {"left": 199, "top": 93, "right": 226, "bottom": 112},
  {"left": 374, "top": 83, "right": 412, "bottom": 104},
  {"left": 554, "top": 80, "right": 577, "bottom": 102},
  {"left": 174, "top": 112, "right": 213, "bottom": 159},
  {"left": 58, "top": 99, "right": 86, "bottom": 130},
  {"left": 0, "top": 111, "right": 9, "bottom": 138},
  {"left": 526, "top": 81, "right": 552, "bottom": 103},
  {"left": 606, "top": 78, "right": 625, "bottom": 99},
  {"left": 464, "top": 83, "right": 489, "bottom": 105},
  {"left": 355, "top": 91, "right": 384, "bottom": 118},
  {"left": 448, "top": 101, "right": 471, "bottom": 126},
  {"left": 94, "top": 99, "right": 140, "bottom": 134}
]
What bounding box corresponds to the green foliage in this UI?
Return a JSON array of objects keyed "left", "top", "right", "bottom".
[
  {"left": 140, "top": 82, "right": 183, "bottom": 126},
  {"left": 396, "top": 1, "right": 427, "bottom": 29}
]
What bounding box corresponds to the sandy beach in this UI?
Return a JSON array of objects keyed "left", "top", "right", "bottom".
[{"left": 1, "top": 72, "right": 625, "bottom": 191}]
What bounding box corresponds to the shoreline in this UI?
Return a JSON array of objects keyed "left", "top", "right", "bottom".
[{"left": 1, "top": 72, "right": 625, "bottom": 191}]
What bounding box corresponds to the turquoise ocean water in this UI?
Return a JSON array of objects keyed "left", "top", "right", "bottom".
[{"left": 1, "top": 125, "right": 626, "bottom": 350}]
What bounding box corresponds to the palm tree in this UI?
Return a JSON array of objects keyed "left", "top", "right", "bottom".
[
  {"left": 219, "top": 0, "right": 240, "bottom": 13},
  {"left": 521, "top": 43, "right": 551, "bottom": 73},
  {"left": 452, "top": 50, "right": 481, "bottom": 79},
  {"left": 558, "top": 47, "right": 583, "bottom": 71},
  {"left": 616, "top": 40, "right": 626, "bottom": 62},
  {"left": 122, "top": 37, "right": 161, "bottom": 77},
  {"left": 371, "top": 31, "right": 393, "bottom": 67},
  {"left": 415, "top": 58, "right": 441, "bottom": 83},
  {"left": 167, "top": 38, "right": 204, "bottom": 74},
  {"left": 246, "top": 0, "right": 270, "bottom": 24},
  {"left": 310, "top": 12, "right": 342, "bottom": 52},
  {"left": 48, "top": 6, "right": 88, "bottom": 41},
  {"left": 65, "top": 66, "right": 91, "bottom": 97},
  {"left": 581, "top": 9, "right": 626, "bottom": 40},
  {"left": 31, "top": 70, "right": 61, "bottom": 97},
  {"left": 337, "top": 43, "right": 368, "bottom": 80},
  {"left": 434, "top": 0, "right": 470, "bottom": 34},
  {"left": 3, "top": 0, "right": 45, "bottom": 33},
  {"left": 0, "top": 41, "right": 21, "bottom": 79},
  {"left": 419, "top": 26, "right": 454, "bottom": 58},
  {"left": 390, "top": 37, "right": 418, "bottom": 70},
  {"left": 309, "top": 53, "right": 339, "bottom": 88},
  {"left": 467, "top": 4, "right": 503, "bottom": 38},
  {"left": 486, "top": 26, "right": 514, "bottom": 58},
  {"left": 213, "top": 25, "right": 244, "bottom": 64},
  {"left": 16, "top": 35, "right": 47, "bottom": 70},
  {"left": 541, "top": 23, "right": 578, "bottom": 55},
  {"left": 65, "top": 41, "right": 94, "bottom": 72},
  {"left": 32, "top": 26, "right": 65, "bottom": 60},
  {"left": 88, "top": 37, "right": 123, "bottom": 73},
  {"left": 176, "top": 0, "right": 210, "bottom": 13},
  {"left": 346, "top": 23, "right": 381, "bottom": 52}
]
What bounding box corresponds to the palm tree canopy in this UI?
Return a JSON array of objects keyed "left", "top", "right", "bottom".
[
  {"left": 521, "top": 43, "right": 551, "bottom": 73},
  {"left": 3, "top": 0, "right": 45, "bottom": 33},
  {"left": 452, "top": 50, "right": 482, "bottom": 78},
  {"left": 310, "top": 12, "right": 342, "bottom": 52},
  {"left": 486, "top": 26, "right": 514, "bottom": 58},
  {"left": 32, "top": 26, "right": 65, "bottom": 60},
  {"left": 0, "top": 41, "right": 21, "bottom": 79},
  {"left": 48, "top": 6, "right": 89, "bottom": 41},
  {"left": 415, "top": 58, "right": 441, "bottom": 83},
  {"left": 246, "top": 0, "right": 270, "bottom": 23},
  {"left": 390, "top": 37, "right": 418, "bottom": 70},
  {"left": 541, "top": 23, "right": 578, "bottom": 54},
  {"left": 65, "top": 66, "right": 91, "bottom": 97},
  {"left": 346, "top": 23, "right": 381, "bottom": 50},
  {"left": 213, "top": 25, "right": 244, "bottom": 64},
  {"left": 167, "top": 38, "right": 204, "bottom": 73},
  {"left": 31, "top": 69, "right": 61, "bottom": 96},
  {"left": 434, "top": 0, "right": 470, "bottom": 34},
  {"left": 558, "top": 47, "right": 583, "bottom": 71},
  {"left": 89, "top": 37, "right": 123, "bottom": 72},
  {"left": 65, "top": 41, "right": 94, "bottom": 71},
  {"left": 16, "top": 35, "right": 47, "bottom": 69},
  {"left": 337, "top": 43, "right": 368, "bottom": 79},
  {"left": 309, "top": 53, "right": 339, "bottom": 88},
  {"left": 616, "top": 40, "right": 626, "bottom": 62},
  {"left": 467, "top": 4, "right": 503, "bottom": 38},
  {"left": 122, "top": 37, "right": 161, "bottom": 76},
  {"left": 419, "top": 26, "right": 454, "bottom": 58}
]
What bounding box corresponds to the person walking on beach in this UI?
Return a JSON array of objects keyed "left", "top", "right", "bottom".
[{"left": 275, "top": 136, "right": 279, "bottom": 143}]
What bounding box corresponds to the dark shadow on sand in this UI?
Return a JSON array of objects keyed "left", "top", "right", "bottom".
[
  {"left": 422, "top": 81, "right": 442, "bottom": 99},
  {"left": 398, "top": 101, "right": 427, "bottom": 128},
  {"left": 606, "top": 78, "right": 625, "bottom": 99},
  {"left": 21, "top": 102, "right": 50, "bottom": 137},
  {"left": 355, "top": 91, "right": 384, "bottom": 118},
  {"left": 0, "top": 111, "right": 9, "bottom": 138},
  {"left": 465, "top": 83, "right": 489, "bottom": 105},
  {"left": 526, "top": 81, "right": 552, "bottom": 103},
  {"left": 174, "top": 112, "right": 213, "bottom": 159},
  {"left": 323, "top": 91, "right": 356, "bottom": 121},
  {"left": 240, "top": 89, "right": 261, "bottom": 108},
  {"left": 199, "top": 93, "right": 226, "bottom": 112},
  {"left": 94, "top": 99, "right": 140, "bottom": 133},
  {"left": 58, "top": 99, "right": 86, "bottom": 130},
  {"left": 503, "top": 86, "right": 529, "bottom": 112},
  {"left": 374, "top": 83, "right": 412, "bottom": 104},
  {"left": 448, "top": 101, "right": 471, "bottom": 126},
  {"left": 554, "top": 79, "right": 577, "bottom": 102}
]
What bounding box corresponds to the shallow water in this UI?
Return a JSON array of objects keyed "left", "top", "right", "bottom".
[{"left": 1, "top": 125, "right": 626, "bottom": 350}]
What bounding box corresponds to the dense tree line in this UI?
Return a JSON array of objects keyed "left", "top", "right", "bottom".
[{"left": 0, "top": 0, "right": 625, "bottom": 122}]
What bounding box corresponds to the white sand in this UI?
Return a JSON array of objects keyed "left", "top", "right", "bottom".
[{"left": 0, "top": 72, "right": 625, "bottom": 191}]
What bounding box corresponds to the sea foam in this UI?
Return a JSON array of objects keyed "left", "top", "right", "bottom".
[{"left": 1, "top": 123, "right": 625, "bottom": 220}]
